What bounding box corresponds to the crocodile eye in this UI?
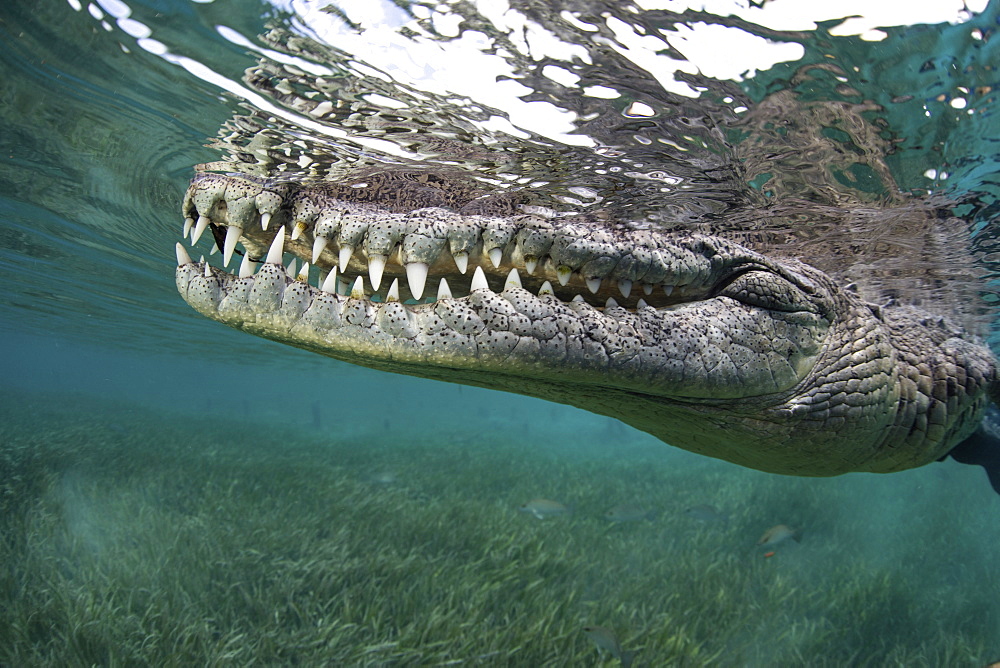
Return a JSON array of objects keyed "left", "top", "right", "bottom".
[{"left": 718, "top": 271, "right": 816, "bottom": 313}]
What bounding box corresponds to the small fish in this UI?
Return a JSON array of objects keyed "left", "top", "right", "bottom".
[
  {"left": 518, "top": 498, "right": 570, "bottom": 519},
  {"left": 763, "top": 551, "right": 776, "bottom": 559},
  {"left": 684, "top": 504, "right": 729, "bottom": 522},
  {"left": 604, "top": 504, "right": 656, "bottom": 523},
  {"left": 757, "top": 524, "right": 800, "bottom": 547},
  {"left": 583, "top": 625, "right": 635, "bottom": 668}
]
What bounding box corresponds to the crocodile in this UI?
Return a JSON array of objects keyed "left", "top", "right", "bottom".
[
  {"left": 173, "top": 8, "right": 1000, "bottom": 489},
  {"left": 174, "top": 169, "right": 1000, "bottom": 485}
]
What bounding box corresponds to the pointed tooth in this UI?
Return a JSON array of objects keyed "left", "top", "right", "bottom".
[
  {"left": 209, "top": 243, "right": 219, "bottom": 256},
  {"left": 556, "top": 265, "right": 572, "bottom": 286},
  {"left": 286, "top": 258, "right": 297, "bottom": 279},
  {"left": 350, "top": 276, "right": 365, "bottom": 299},
  {"left": 238, "top": 253, "right": 256, "bottom": 278},
  {"left": 291, "top": 221, "right": 306, "bottom": 241},
  {"left": 571, "top": 294, "right": 585, "bottom": 303},
  {"left": 436, "top": 277, "right": 452, "bottom": 300},
  {"left": 488, "top": 247, "right": 502, "bottom": 268},
  {"left": 538, "top": 280, "right": 554, "bottom": 296},
  {"left": 296, "top": 261, "right": 310, "bottom": 282},
  {"left": 175, "top": 243, "right": 193, "bottom": 266},
  {"left": 321, "top": 267, "right": 338, "bottom": 293},
  {"left": 312, "top": 236, "right": 329, "bottom": 264},
  {"left": 260, "top": 211, "right": 272, "bottom": 231},
  {"left": 203, "top": 263, "right": 211, "bottom": 278},
  {"left": 524, "top": 256, "right": 537, "bottom": 275},
  {"left": 642, "top": 282, "right": 653, "bottom": 295},
  {"left": 618, "top": 279, "right": 632, "bottom": 298},
  {"left": 223, "top": 225, "right": 242, "bottom": 267},
  {"left": 198, "top": 255, "right": 205, "bottom": 264},
  {"left": 386, "top": 278, "right": 400, "bottom": 302},
  {"left": 266, "top": 226, "right": 286, "bottom": 264},
  {"left": 605, "top": 297, "right": 619, "bottom": 309},
  {"left": 405, "top": 262, "right": 429, "bottom": 300},
  {"left": 586, "top": 276, "right": 601, "bottom": 294},
  {"left": 339, "top": 245, "right": 354, "bottom": 272},
  {"left": 505, "top": 268, "right": 522, "bottom": 290},
  {"left": 191, "top": 215, "right": 210, "bottom": 244},
  {"left": 368, "top": 254, "right": 386, "bottom": 290},
  {"left": 453, "top": 251, "right": 469, "bottom": 274},
  {"left": 183, "top": 217, "right": 194, "bottom": 239},
  {"left": 471, "top": 265, "right": 490, "bottom": 292},
  {"left": 637, "top": 298, "right": 648, "bottom": 309},
  {"left": 663, "top": 284, "right": 674, "bottom": 296}
]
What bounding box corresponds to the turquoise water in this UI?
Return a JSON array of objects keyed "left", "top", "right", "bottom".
[{"left": 2, "top": 0, "right": 1000, "bottom": 664}]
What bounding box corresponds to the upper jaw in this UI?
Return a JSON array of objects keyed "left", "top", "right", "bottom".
[{"left": 180, "top": 172, "right": 762, "bottom": 311}]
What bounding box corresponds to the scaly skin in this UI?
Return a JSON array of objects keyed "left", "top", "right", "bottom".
[{"left": 175, "top": 172, "right": 998, "bottom": 477}]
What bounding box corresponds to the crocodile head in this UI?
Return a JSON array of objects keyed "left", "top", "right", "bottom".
[{"left": 175, "top": 171, "right": 997, "bottom": 477}]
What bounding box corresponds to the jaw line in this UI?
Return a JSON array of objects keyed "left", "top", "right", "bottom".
[{"left": 181, "top": 172, "right": 727, "bottom": 313}]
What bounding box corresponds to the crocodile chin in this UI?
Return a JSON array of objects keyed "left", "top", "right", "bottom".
[{"left": 175, "top": 172, "right": 997, "bottom": 478}]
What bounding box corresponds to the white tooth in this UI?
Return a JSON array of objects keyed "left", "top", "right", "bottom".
[
  {"left": 312, "top": 236, "right": 328, "bottom": 264},
  {"left": 297, "top": 261, "right": 310, "bottom": 282},
  {"left": 436, "top": 277, "right": 452, "bottom": 300},
  {"left": 637, "top": 298, "right": 648, "bottom": 309},
  {"left": 183, "top": 217, "right": 194, "bottom": 239},
  {"left": 191, "top": 215, "right": 210, "bottom": 244},
  {"left": 175, "top": 243, "right": 192, "bottom": 266},
  {"left": 405, "top": 262, "right": 429, "bottom": 300},
  {"left": 642, "top": 283, "right": 653, "bottom": 295},
  {"left": 556, "top": 265, "right": 572, "bottom": 286},
  {"left": 321, "top": 267, "right": 338, "bottom": 293},
  {"left": 387, "top": 278, "right": 400, "bottom": 302},
  {"left": 286, "top": 258, "right": 297, "bottom": 278},
  {"left": 339, "top": 245, "right": 354, "bottom": 272},
  {"left": 266, "top": 226, "right": 286, "bottom": 264},
  {"left": 618, "top": 279, "right": 632, "bottom": 298},
  {"left": 663, "top": 284, "right": 674, "bottom": 296},
  {"left": 223, "top": 225, "right": 242, "bottom": 267},
  {"left": 488, "top": 247, "right": 502, "bottom": 268},
  {"left": 571, "top": 294, "right": 585, "bottom": 303},
  {"left": 505, "top": 268, "right": 522, "bottom": 290},
  {"left": 260, "top": 211, "right": 272, "bottom": 231},
  {"left": 198, "top": 255, "right": 205, "bottom": 264},
  {"left": 209, "top": 243, "right": 219, "bottom": 256},
  {"left": 471, "top": 265, "right": 490, "bottom": 292},
  {"left": 453, "top": 251, "right": 469, "bottom": 274},
  {"left": 350, "top": 276, "right": 365, "bottom": 299},
  {"left": 538, "top": 280, "right": 554, "bottom": 296},
  {"left": 291, "top": 221, "right": 306, "bottom": 241},
  {"left": 368, "top": 254, "right": 386, "bottom": 290},
  {"left": 606, "top": 297, "right": 619, "bottom": 309},
  {"left": 586, "top": 276, "right": 601, "bottom": 294},
  {"left": 524, "top": 257, "right": 537, "bottom": 275},
  {"left": 203, "top": 263, "right": 211, "bottom": 278},
  {"left": 238, "top": 253, "right": 256, "bottom": 278}
]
